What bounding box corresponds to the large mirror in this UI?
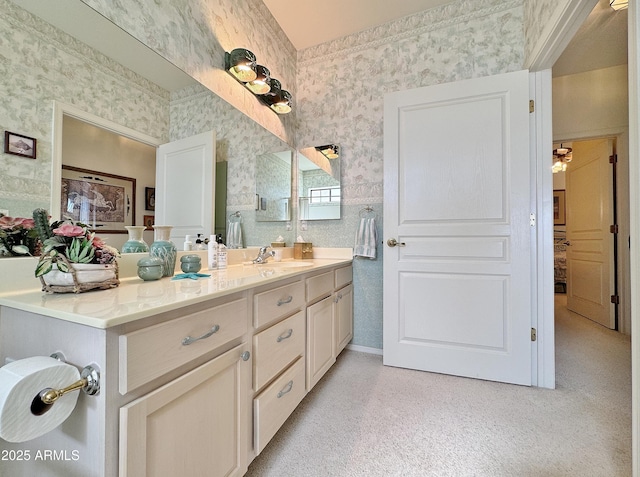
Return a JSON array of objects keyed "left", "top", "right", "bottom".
[
  {"left": 298, "top": 145, "right": 341, "bottom": 220},
  {"left": 5, "top": 0, "right": 295, "bottom": 249}
]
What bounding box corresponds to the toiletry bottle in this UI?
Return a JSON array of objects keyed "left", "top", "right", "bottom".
[
  {"left": 184, "top": 235, "right": 193, "bottom": 251},
  {"left": 195, "top": 233, "right": 206, "bottom": 250},
  {"left": 208, "top": 234, "right": 217, "bottom": 269},
  {"left": 217, "top": 237, "right": 227, "bottom": 269}
]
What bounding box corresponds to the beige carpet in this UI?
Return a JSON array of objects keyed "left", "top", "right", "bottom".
[{"left": 246, "top": 295, "right": 632, "bottom": 476}]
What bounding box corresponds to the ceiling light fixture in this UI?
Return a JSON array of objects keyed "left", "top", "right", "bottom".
[
  {"left": 224, "top": 48, "right": 292, "bottom": 114},
  {"left": 610, "top": 0, "right": 628, "bottom": 10},
  {"left": 552, "top": 145, "right": 572, "bottom": 173}
]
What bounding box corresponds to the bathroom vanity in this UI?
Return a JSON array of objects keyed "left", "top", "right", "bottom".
[{"left": 0, "top": 250, "right": 353, "bottom": 476}]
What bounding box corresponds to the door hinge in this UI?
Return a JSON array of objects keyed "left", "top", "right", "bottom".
[
  {"left": 610, "top": 154, "right": 618, "bottom": 164},
  {"left": 610, "top": 224, "right": 619, "bottom": 234},
  {"left": 529, "top": 100, "right": 535, "bottom": 113},
  {"left": 529, "top": 213, "right": 536, "bottom": 227},
  {"left": 611, "top": 295, "right": 620, "bottom": 304},
  {"left": 531, "top": 328, "right": 537, "bottom": 342}
]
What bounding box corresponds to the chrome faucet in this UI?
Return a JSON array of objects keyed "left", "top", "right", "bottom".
[{"left": 253, "top": 246, "right": 275, "bottom": 264}]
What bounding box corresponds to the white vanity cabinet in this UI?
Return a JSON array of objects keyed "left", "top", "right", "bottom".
[
  {"left": 334, "top": 266, "right": 354, "bottom": 355},
  {"left": 118, "top": 295, "right": 251, "bottom": 477}
]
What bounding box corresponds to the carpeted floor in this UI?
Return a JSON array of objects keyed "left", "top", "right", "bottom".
[{"left": 245, "top": 295, "right": 632, "bottom": 476}]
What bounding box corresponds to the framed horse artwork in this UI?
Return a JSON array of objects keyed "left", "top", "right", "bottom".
[{"left": 60, "top": 165, "right": 136, "bottom": 233}]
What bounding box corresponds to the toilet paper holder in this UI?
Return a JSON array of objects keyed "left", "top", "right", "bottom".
[{"left": 30, "top": 353, "right": 100, "bottom": 416}]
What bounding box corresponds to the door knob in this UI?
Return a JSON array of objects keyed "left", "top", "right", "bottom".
[{"left": 387, "top": 238, "right": 405, "bottom": 247}]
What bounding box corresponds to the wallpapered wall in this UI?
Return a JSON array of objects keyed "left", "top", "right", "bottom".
[
  {"left": 82, "top": 0, "right": 297, "bottom": 145},
  {"left": 0, "top": 0, "right": 169, "bottom": 217}
]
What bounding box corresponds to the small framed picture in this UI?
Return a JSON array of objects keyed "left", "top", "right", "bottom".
[
  {"left": 4, "top": 131, "right": 36, "bottom": 159},
  {"left": 143, "top": 215, "right": 155, "bottom": 230},
  {"left": 145, "top": 187, "right": 155, "bottom": 211},
  {"left": 553, "top": 190, "right": 566, "bottom": 225}
]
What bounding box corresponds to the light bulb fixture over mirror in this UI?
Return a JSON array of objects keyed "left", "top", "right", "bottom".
[
  {"left": 316, "top": 144, "right": 339, "bottom": 160},
  {"left": 225, "top": 48, "right": 257, "bottom": 82},
  {"left": 610, "top": 0, "right": 628, "bottom": 10},
  {"left": 225, "top": 48, "right": 292, "bottom": 114}
]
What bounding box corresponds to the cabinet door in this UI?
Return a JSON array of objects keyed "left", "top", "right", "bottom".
[
  {"left": 335, "top": 284, "right": 353, "bottom": 355},
  {"left": 119, "top": 343, "right": 250, "bottom": 477},
  {"left": 306, "top": 296, "right": 335, "bottom": 390}
]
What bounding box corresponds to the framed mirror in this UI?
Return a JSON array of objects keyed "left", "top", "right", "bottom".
[{"left": 298, "top": 145, "right": 341, "bottom": 220}]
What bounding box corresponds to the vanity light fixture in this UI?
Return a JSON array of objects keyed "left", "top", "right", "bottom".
[
  {"left": 225, "top": 49, "right": 292, "bottom": 114},
  {"left": 316, "top": 144, "right": 339, "bottom": 159},
  {"left": 225, "top": 48, "right": 257, "bottom": 82},
  {"left": 610, "top": 0, "right": 628, "bottom": 10}
]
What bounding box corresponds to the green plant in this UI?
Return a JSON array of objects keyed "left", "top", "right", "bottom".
[
  {"left": 32, "top": 209, "right": 119, "bottom": 277},
  {"left": 0, "top": 214, "right": 39, "bottom": 257}
]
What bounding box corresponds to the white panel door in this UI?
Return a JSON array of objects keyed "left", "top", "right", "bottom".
[
  {"left": 383, "top": 70, "right": 533, "bottom": 386},
  {"left": 155, "top": 131, "right": 216, "bottom": 245},
  {"left": 565, "top": 138, "right": 615, "bottom": 328}
]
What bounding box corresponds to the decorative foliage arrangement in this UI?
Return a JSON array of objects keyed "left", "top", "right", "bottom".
[
  {"left": 0, "top": 215, "right": 39, "bottom": 257},
  {"left": 32, "top": 208, "right": 119, "bottom": 277}
]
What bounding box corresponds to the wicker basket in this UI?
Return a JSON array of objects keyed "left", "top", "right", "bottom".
[{"left": 40, "top": 257, "right": 119, "bottom": 294}]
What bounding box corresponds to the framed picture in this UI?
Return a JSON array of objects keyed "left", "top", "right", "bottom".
[
  {"left": 145, "top": 187, "right": 155, "bottom": 211},
  {"left": 4, "top": 131, "right": 36, "bottom": 159},
  {"left": 553, "top": 189, "right": 566, "bottom": 225},
  {"left": 143, "top": 215, "right": 154, "bottom": 230},
  {"left": 61, "top": 165, "right": 135, "bottom": 233}
]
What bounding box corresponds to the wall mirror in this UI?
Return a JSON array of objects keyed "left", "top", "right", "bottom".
[
  {"left": 298, "top": 145, "right": 341, "bottom": 220},
  {"left": 255, "top": 150, "right": 292, "bottom": 222},
  {"left": 9, "top": 0, "right": 295, "bottom": 248}
]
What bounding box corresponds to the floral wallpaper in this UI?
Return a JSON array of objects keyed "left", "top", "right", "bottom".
[
  {"left": 82, "top": 0, "right": 297, "bottom": 145},
  {"left": 0, "top": 0, "right": 169, "bottom": 217},
  {"left": 522, "top": 0, "right": 574, "bottom": 64}
]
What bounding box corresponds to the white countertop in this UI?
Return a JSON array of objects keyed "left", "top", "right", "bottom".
[{"left": 0, "top": 256, "right": 352, "bottom": 329}]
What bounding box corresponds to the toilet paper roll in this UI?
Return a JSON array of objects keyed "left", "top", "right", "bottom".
[{"left": 0, "top": 356, "right": 80, "bottom": 443}]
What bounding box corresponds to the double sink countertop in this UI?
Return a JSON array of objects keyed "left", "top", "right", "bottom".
[{"left": 0, "top": 247, "right": 353, "bottom": 329}]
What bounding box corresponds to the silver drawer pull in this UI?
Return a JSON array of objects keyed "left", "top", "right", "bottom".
[
  {"left": 182, "top": 324, "right": 220, "bottom": 346},
  {"left": 277, "top": 380, "right": 293, "bottom": 398},
  {"left": 241, "top": 351, "right": 251, "bottom": 361},
  {"left": 277, "top": 296, "right": 293, "bottom": 306},
  {"left": 277, "top": 329, "right": 293, "bottom": 342}
]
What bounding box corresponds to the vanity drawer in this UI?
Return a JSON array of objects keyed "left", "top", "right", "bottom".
[
  {"left": 306, "top": 271, "right": 333, "bottom": 303},
  {"left": 119, "top": 298, "right": 247, "bottom": 394},
  {"left": 254, "top": 280, "right": 305, "bottom": 329},
  {"left": 335, "top": 265, "right": 353, "bottom": 289},
  {"left": 254, "top": 357, "right": 306, "bottom": 455},
  {"left": 253, "top": 311, "right": 305, "bottom": 391}
]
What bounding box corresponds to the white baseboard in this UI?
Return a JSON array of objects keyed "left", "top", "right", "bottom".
[{"left": 346, "top": 344, "right": 383, "bottom": 356}]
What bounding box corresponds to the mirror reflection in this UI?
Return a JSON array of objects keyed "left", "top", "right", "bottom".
[
  {"left": 255, "top": 150, "right": 292, "bottom": 222},
  {"left": 6, "top": 0, "right": 296, "bottom": 249},
  {"left": 298, "top": 145, "right": 341, "bottom": 220}
]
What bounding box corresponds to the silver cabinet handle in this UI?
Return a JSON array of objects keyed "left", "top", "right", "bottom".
[
  {"left": 333, "top": 292, "right": 343, "bottom": 303},
  {"left": 277, "top": 296, "right": 293, "bottom": 306},
  {"left": 277, "top": 329, "right": 293, "bottom": 342},
  {"left": 387, "top": 238, "right": 406, "bottom": 247},
  {"left": 277, "top": 380, "right": 293, "bottom": 398},
  {"left": 241, "top": 351, "right": 251, "bottom": 361},
  {"left": 182, "top": 324, "right": 220, "bottom": 346}
]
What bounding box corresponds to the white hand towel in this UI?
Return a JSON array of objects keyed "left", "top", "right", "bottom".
[
  {"left": 226, "top": 221, "right": 243, "bottom": 249},
  {"left": 354, "top": 217, "right": 377, "bottom": 259}
]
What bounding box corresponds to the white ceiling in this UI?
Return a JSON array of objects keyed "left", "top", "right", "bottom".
[{"left": 263, "top": 0, "right": 628, "bottom": 77}]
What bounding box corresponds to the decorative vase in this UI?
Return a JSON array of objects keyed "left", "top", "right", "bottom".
[
  {"left": 122, "top": 226, "right": 149, "bottom": 253},
  {"left": 149, "top": 225, "right": 177, "bottom": 277}
]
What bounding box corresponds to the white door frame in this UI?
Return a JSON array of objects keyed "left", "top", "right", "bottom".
[{"left": 526, "top": 0, "right": 638, "bottom": 473}]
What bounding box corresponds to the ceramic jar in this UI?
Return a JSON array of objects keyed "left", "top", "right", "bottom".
[
  {"left": 149, "top": 225, "right": 177, "bottom": 277},
  {"left": 122, "top": 226, "right": 149, "bottom": 253},
  {"left": 180, "top": 254, "right": 202, "bottom": 273},
  {"left": 136, "top": 256, "right": 164, "bottom": 281}
]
